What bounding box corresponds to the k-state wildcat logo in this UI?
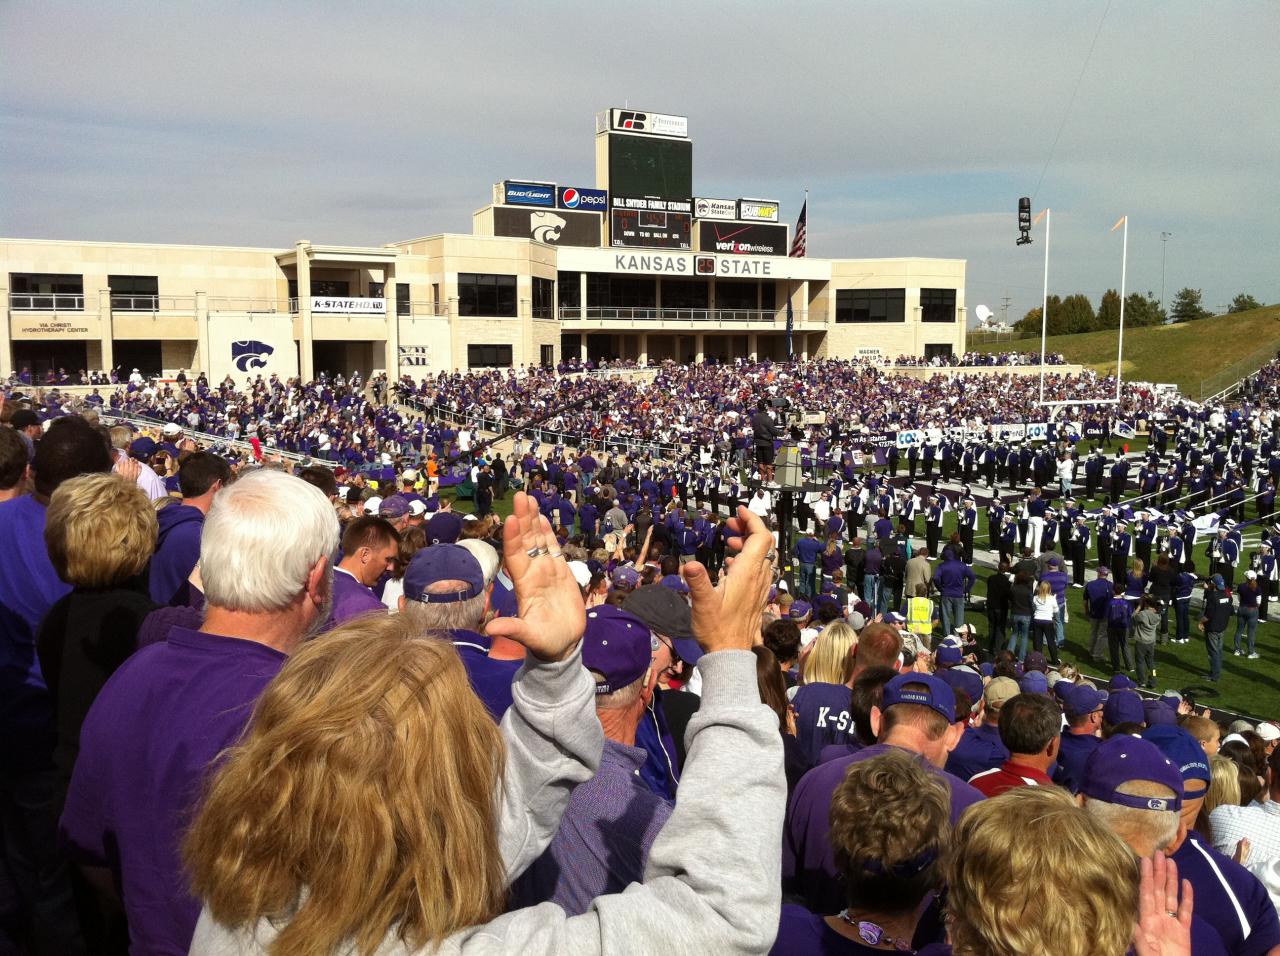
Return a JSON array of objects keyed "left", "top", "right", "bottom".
[{"left": 231, "top": 340, "right": 274, "bottom": 372}]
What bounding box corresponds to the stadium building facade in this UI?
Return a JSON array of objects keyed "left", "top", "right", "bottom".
[{"left": 1, "top": 109, "right": 966, "bottom": 383}]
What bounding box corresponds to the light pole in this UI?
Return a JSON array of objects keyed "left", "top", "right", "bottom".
[
  {"left": 1113, "top": 216, "right": 1128, "bottom": 400},
  {"left": 1160, "top": 231, "right": 1173, "bottom": 314},
  {"left": 1034, "top": 208, "right": 1051, "bottom": 405}
]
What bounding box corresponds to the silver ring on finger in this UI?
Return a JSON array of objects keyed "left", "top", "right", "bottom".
[
  {"left": 766, "top": 549, "right": 778, "bottom": 562},
  {"left": 526, "top": 547, "right": 543, "bottom": 558}
]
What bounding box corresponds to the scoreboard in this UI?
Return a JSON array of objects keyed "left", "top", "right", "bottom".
[
  {"left": 610, "top": 196, "right": 692, "bottom": 249},
  {"left": 607, "top": 134, "right": 693, "bottom": 198}
]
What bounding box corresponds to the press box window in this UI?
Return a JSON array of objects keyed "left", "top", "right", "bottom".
[
  {"left": 921, "top": 288, "right": 957, "bottom": 323},
  {"left": 467, "top": 344, "right": 514, "bottom": 368},
  {"left": 835, "top": 288, "right": 906, "bottom": 323},
  {"left": 109, "top": 275, "right": 159, "bottom": 310},
  {"left": 532, "top": 277, "right": 555, "bottom": 319},
  {"left": 458, "top": 274, "right": 517, "bottom": 317}
]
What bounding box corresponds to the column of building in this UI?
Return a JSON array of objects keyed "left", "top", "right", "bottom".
[
  {"left": 0, "top": 274, "right": 11, "bottom": 378},
  {"left": 296, "top": 241, "right": 314, "bottom": 381},
  {"left": 384, "top": 270, "right": 399, "bottom": 383}
]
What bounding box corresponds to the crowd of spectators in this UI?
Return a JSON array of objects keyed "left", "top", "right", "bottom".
[
  {"left": 891, "top": 351, "right": 1069, "bottom": 368},
  {"left": 4, "top": 366, "right": 1280, "bottom": 955}
]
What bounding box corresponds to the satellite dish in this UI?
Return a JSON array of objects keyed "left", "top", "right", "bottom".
[{"left": 975, "top": 304, "right": 993, "bottom": 323}]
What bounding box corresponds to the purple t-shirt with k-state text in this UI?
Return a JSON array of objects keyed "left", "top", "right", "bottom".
[
  {"left": 792, "top": 682, "right": 856, "bottom": 766},
  {"left": 59, "top": 626, "right": 287, "bottom": 956},
  {"left": 784, "top": 743, "right": 983, "bottom": 915}
]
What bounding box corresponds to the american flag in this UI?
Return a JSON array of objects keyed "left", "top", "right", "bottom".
[{"left": 789, "top": 198, "right": 807, "bottom": 257}]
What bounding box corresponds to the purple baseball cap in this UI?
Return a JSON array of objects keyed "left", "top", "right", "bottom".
[
  {"left": 611, "top": 566, "right": 641, "bottom": 589},
  {"left": 935, "top": 645, "right": 963, "bottom": 667},
  {"left": 581, "top": 606, "right": 652, "bottom": 695},
  {"left": 1108, "top": 673, "right": 1137, "bottom": 691},
  {"left": 1143, "top": 700, "right": 1178, "bottom": 727},
  {"left": 1019, "top": 671, "right": 1049, "bottom": 695},
  {"left": 659, "top": 573, "right": 690, "bottom": 595},
  {"left": 937, "top": 667, "right": 982, "bottom": 706},
  {"left": 883, "top": 673, "right": 956, "bottom": 723},
  {"left": 789, "top": 600, "right": 812, "bottom": 621},
  {"left": 1062, "top": 684, "right": 1107, "bottom": 720},
  {"left": 1081, "top": 736, "right": 1183, "bottom": 812},
  {"left": 378, "top": 494, "right": 411, "bottom": 518},
  {"left": 403, "top": 544, "right": 486, "bottom": 604},
  {"left": 1141, "top": 725, "right": 1211, "bottom": 787},
  {"left": 1024, "top": 651, "right": 1048, "bottom": 673},
  {"left": 1103, "top": 689, "right": 1145, "bottom": 726},
  {"left": 427, "top": 510, "right": 463, "bottom": 544}
]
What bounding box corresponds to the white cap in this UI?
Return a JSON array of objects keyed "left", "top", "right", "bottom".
[
  {"left": 408, "top": 499, "right": 427, "bottom": 516},
  {"left": 1259, "top": 722, "right": 1280, "bottom": 743},
  {"left": 364, "top": 496, "right": 382, "bottom": 515},
  {"left": 402, "top": 469, "right": 418, "bottom": 482},
  {"left": 567, "top": 560, "right": 592, "bottom": 588},
  {"left": 161, "top": 422, "right": 182, "bottom": 437},
  {"left": 1246, "top": 570, "right": 1258, "bottom": 580}
]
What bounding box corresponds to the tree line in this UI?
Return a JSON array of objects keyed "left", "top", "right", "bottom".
[{"left": 1015, "top": 290, "right": 1266, "bottom": 336}]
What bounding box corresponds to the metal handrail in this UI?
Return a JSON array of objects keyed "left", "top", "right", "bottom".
[
  {"left": 207, "top": 297, "right": 289, "bottom": 313},
  {"left": 558, "top": 306, "right": 793, "bottom": 324},
  {"left": 110, "top": 295, "right": 197, "bottom": 311},
  {"left": 10, "top": 293, "right": 85, "bottom": 310},
  {"left": 100, "top": 411, "right": 335, "bottom": 469}
]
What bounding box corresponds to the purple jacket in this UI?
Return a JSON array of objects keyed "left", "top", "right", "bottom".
[
  {"left": 148, "top": 504, "right": 204, "bottom": 605},
  {"left": 328, "top": 568, "right": 386, "bottom": 627},
  {"left": 934, "top": 558, "right": 976, "bottom": 598}
]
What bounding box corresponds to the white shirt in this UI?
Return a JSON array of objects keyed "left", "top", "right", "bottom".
[
  {"left": 1210, "top": 800, "right": 1280, "bottom": 866},
  {"left": 115, "top": 456, "right": 168, "bottom": 502},
  {"left": 748, "top": 492, "right": 772, "bottom": 517}
]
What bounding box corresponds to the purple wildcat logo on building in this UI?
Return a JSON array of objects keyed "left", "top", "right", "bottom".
[{"left": 231, "top": 340, "right": 274, "bottom": 372}]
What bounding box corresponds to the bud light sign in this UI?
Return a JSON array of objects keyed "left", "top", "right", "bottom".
[
  {"left": 502, "top": 181, "right": 556, "bottom": 207},
  {"left": 557, "top": 186, "right": 607, "bottom": 212}
]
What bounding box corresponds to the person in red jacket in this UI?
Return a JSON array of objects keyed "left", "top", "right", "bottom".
[{"left": 968, "top": 692, "right": 1061, "bottom": 798}]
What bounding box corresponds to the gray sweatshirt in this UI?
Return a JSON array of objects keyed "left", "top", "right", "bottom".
[{"left": 189, "top": 648, "right": 785, "bottom": 956}]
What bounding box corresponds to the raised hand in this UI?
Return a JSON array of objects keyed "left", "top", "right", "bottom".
[
  {"left": 682, "top": 505, "right": 774, "bottom": 655},
  {"left": 486, "top": 492, "right": 585, "bottom": 663},
  {"left": 1134, "top": 852, "right": 1193, "bottom": 956}
]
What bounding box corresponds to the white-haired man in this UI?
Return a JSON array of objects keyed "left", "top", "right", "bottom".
[{"left": 59, "top": 469, "right": 340, "bottom": 956}]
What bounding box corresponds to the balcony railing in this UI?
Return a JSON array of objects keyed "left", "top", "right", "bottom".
[
  {"left": 558, "top": 306, "right": 799, "bottom": 324},
  {"left": 111, "top": 295, "right": 196, "bottom": 312},
  {"left": 10, "top": 293, "right": 84, "bottom": 311}
]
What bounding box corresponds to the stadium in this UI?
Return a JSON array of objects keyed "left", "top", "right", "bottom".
[
  {"left": 4, "top": 34, "right": 1280, "bottom": 956},
  {"left": 0, "top": 108, "right": 969, "bottom": 382}
]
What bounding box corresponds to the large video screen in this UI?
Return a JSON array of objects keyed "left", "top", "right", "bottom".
[{"left": 607, "top": 134, "right": 693, "bottom": 198}]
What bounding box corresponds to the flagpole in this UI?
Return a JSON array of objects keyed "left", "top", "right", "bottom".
[
  {"left": 1115, "top": 215, "right": 1128, "bottom": 401},
  {"left": 1037, "top": 208, "right": 1051, "bottom": 406}
]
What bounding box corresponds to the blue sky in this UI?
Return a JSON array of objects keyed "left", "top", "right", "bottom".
[{"left": 2, "top": 0, "right": 1277, "bottom": 324}]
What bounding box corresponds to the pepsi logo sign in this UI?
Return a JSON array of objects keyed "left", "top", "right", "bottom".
[{"left": 557, "top": 186, "right": 607, "bottom": 212}]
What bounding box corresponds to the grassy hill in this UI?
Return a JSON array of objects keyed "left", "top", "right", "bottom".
[{"left": 970, "top": 305, "right": 1280, "bottom": 398}]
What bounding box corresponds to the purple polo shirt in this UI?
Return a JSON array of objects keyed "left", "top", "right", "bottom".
[
  {"left": 328, "top": 567, "right": 386, "bottom": 626},
  {"left": 1172, "top": 832, "right": 1280, "bottom": 956},
  {"left": 784, "top": 743, "right": 984, "bottom": 915},
  {"left": 59, "top": 626, "right": 287, "bottom": 956},
  {"left": 792, "top": 682, "right": 856, "bottom": 766},
  {"left": 451, "top": 629, "right": 522, "bottom": 721},
  {"left": 508, "top": 738, "right": 673, "bottom": 915}
]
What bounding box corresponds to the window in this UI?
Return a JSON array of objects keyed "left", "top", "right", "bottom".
[
  {"left": 662, "top": 279, "right": 708, "bottom": 310},
  {"left": 716, "top": 281, "right": 757, "bottom": 311},
  {"left": 925, "top": 344, "right": 954, "bottom": 360},
  {"left": 532, "top": 277, "right": 555, "bottom": 320},
  {"left": 467, "top": 344, "right": 513, "bottom": 368},
  {"left": 458, "top": 274, "right": 517, "bottom": 317},
  {"left": 10, "top": 273, "right": 84, "bottom": 310},
  {"left": 109, "top": 275, "right": 159, "bottom": 310},
  {"left": 397, "top": 284, "right": 410, "bottom": 316},
  {"left": 431, "top": 283, "right": 441, "bottom": 308},
  {"left": 921, "top": 288, "right": 957, "bottom": 323},
  {"left": 368, "top": 281, "right": 385, "bottom": 299},
  {"left": 540, "top": 344, "right": 554, "bottom": 367},
  {"left": 835, "top": 288, "right": 906, "bottom": 323},
  {"left": 761, "top": 281, "right": 776, "bottom": 311},
  {"left": 585, "top": 274, "right": 656, "bottom": 309},
  {"left": 557, "top": 271, "right": 581, "bottom": 310},
  {"left": 312, "top": 279, "right": 350, "bottom": 297}
]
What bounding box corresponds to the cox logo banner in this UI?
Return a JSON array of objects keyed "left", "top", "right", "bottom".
[
  {"left": 1025, "top": 422, "right": 1050, "bottom": 441},
  {"left": 558, "top": 186, "right": 607, "bottom": 211},
  {"left": 896, "top": 429, "right": 924, "bottom": 449}
]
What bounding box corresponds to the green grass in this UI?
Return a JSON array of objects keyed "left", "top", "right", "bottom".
[{"left": 970, "top": 305, "right": 1280, "bottom": 397}]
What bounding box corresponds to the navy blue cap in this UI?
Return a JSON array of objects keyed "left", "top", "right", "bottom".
[
  {"left": 1104, "top": 689, "right": 1145, "bottom": 726},
  {"left": 883, "top": 673, "right": 956, "bottom": 722},
  {"left": 427, "top": 510, "right": 463, "bottom": 544},
  {"left": 1141, "top": 725, "right": 1211, "bottom": 787},
  {"left": 936, "top": 667, "right": 982, "bottom": 707},
  {"left": 1019, "top": 671, "right": 1049, "bottom": 695},
  {"left": 1062, "top": 684, "right": 1107, "bottom": 719},
  {"left": 1081, "top": 736, "right": 1183, "bottom": 812},
  {"left": 403, "top": 544, "right": 485, "bottom": 604},
  {"left": 1143, "top": 699, "right": 1178, "bottom": 727},
  {"left": 581, "top": 606, "right": 652, "bottom": 695}
]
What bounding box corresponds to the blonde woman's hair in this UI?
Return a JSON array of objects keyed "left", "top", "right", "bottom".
[
  {"left": 184, "top": 615, "right": 506, "bottom": 956},
  {"left": 801, "top": 620, "right": 858, "bottom": 685},
  {"left": 44, "top": 473, "right": 157, "bottom": 587},
  {"left": 1036, "top": 580, "right": 1052, "bottom": 599},
  {"left": 1131, "top": 558, "right": 1145, "bottom": 576},
  {"left": 947, "top": 787, "right": 1138, "bottom": 956},
  {"left": 1206, "top": 754, "right": 1242, "bottom": 815}
]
